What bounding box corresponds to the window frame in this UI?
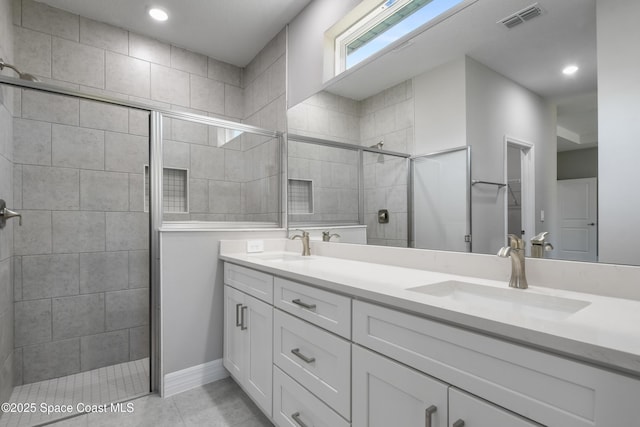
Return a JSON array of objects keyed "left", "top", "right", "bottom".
[{"left": 334, "top": 0, "right": 413, "bottom": 74}]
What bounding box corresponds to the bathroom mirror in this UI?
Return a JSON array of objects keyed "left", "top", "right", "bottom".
[{"left": 287, "top": 0, "right": 639, "bottom": 266}]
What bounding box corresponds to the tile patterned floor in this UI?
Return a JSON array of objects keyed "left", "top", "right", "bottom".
[
  {"left": 0, "top": 359, "right": 149, "bottom": 427},
  {"left": 48, "top": 378, "right": 273, "bottom": 427}
]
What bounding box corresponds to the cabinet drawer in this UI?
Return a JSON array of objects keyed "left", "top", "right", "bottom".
[
  {"left": 449, "top": 388, "right": 540, "bottom": 427},
  {"left": 274, "top": 309, "right": 351, "bottom": 419},
  {"left": 353, "top": 300, "right": 601, "bottom": 427},
  {"left": 273, "top": 366, "right": 349, "bottom": 427},
  {"left": 274, "top": 277, "right": 351, "bottom": 339},
  {"left": 224, "top": 262, "right": 273, "bottom": 303}
]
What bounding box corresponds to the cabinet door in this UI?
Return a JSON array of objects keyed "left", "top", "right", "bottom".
[
  {"left": 352, "top": 345, "right": 448, "bottom": 427},
  {"left": 449, "top": 388, "right": 540, "bottom": 427},
  {"left": 223, "top": 285, "right": 245, "bottom": 379},
  {"left": 244, "top": 294, "right": 273, "bottom": 417}
]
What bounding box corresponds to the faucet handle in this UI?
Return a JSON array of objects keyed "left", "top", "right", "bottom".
[
  {"left": 507, "top": 234, "right": 525, "bottom": 250},
  {"left": 531, "top": 231, "right": 550, "bottom": 244}
]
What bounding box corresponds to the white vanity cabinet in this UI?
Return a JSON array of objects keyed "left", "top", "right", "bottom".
[
  {"left": 353, "top": 299, "right": 640, "bottom": 427},
  {"left": 353, "top": 345, "right": 538, "bottom": 427},
  {"left": 222, "top": 260, "right": 640, "bottom": 427},
  {"left": 223, "top": 264, "right": 274, "bottom": 417},
  {"left": 352, "top": 345, "right": 448, "bottom": 427}
]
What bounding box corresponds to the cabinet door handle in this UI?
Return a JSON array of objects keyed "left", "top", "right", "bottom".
[
  {"left": 291, "top": 348, "right": 315, "bottom": 363},
  {"left": 425, "top": 405, "right": 437, "bottom": 427},
  {"left": 291, "top": 412, "right": 308, "bottom": 427},
  {"left": 453, "top": 420, "right": 465, "bottom": 427},
  {"left": 240, "top": 305, "right": 248, "bottom": 330},
  {"left": 235, "top": 303, "right": 242, "bottom": 327},
  {"left": 292, "top": 298, "right": 316, "bottom": 310}
]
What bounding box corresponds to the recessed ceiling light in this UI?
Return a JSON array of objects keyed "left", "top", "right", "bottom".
[
  {"left": 149, "top": 8, "right": 169, "bottom": 22},
  {"left": 562, "top": 65, "right": 579, "bottom": 76}
]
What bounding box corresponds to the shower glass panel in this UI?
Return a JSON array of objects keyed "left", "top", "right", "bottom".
[
  {"left": 7, "top": 87, "right": 151, "bottom": 426},
  {"left": 363, "top": 151, "right": 409, "bottom": 247},
  {"left": 162, "top": 116, "right": 281, "bottom": 225},
  {"left": 288, "top": 139, "right": 360, "bottom": 226},
  {"left": 411, "top": 147, "right": 470, "bottom": 252}
]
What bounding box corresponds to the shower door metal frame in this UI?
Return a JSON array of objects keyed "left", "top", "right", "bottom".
[
  {"left": 0, "top": 74, "right": 285, "bottom": 397},
  {"left": 409, "top": 145, "right": 472, "bottom": 252}
]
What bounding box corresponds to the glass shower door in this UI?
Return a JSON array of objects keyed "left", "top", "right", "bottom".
[
  {"left": 6, "top": 87, "right": 151, "bottom": 426},
  {"left": 411, "top": 147, "right": 471, "bottom": 252}
]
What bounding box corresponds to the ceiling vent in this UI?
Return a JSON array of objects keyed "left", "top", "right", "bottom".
[{"left": 499, "top": 3, "right": 543, "bottom": 29}]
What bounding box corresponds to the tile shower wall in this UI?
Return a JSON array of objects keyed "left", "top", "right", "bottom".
[
  {"left": 162, "top": 127, "right": 280, "bottom": 223},
  {"left": 10, "top": 0, "right": 241, "bottom": 384},
  {"left": 11, "top": 0, "right": 288, "bottom": 382},
  {"left": 288, "top": 140, "right": 359, "bottom": 224},
  {"left": 0, "top": 0, "right": 15, "bottom": 406},
  {"left": 12, "top": 94, "right": 151, "bottom": 385},
  {"left": 287, "top": 91, "right": 361, "bottom": 145},
  {"left": 364, "top": 153, "right": 408, "bottom": 247},
  {"left": 288, "top": 81, "right": 414, "bottom": 245}
]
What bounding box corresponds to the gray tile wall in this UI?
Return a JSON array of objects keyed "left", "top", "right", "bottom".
[
  {"left": 361, "top": 82, "right": 412, "bottom": 247},
  {"left": 287, "top": 82, "right": 413, "bottom": 245},
  {"left": 161, "top": 28, "right": 285, "bottom": 222},
  {"left": 288, "top": 91, "right": 361, "bottom": 145},
  {"left": 0, "top": 0, "right": 15, "bottom": 407},
  {"left": 288, "top": 141, "right": 359, "bottom": 225},
  {"left": 243, "top": 29, "right": 287, "bottom": 132},
  {"left": 12, "top": 95, "right": 151, "bottom": 385},
  {"left": 11, "top": 0, "right": 286, "bottom": 384}
]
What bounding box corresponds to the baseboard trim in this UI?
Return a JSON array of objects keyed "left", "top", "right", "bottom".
[{"left": 163, "top": 358, "right": 229, "bottom": 397}]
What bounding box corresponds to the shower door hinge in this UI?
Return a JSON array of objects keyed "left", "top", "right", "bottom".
[{"left": 464, "top": 235, "right": 471, "bottom": 243}]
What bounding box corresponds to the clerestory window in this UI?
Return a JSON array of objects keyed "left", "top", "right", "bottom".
[{"left": 334, "top": 0, "right": 466, "bottom": 73}]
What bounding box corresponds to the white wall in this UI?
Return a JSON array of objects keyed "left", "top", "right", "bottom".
[
  {"left": 465, "top": 57, "right": 556, "bottom": 255},
  {"left": 287, "top": 0, "right": 361, "bottom": 108},
  {"left": 160, "top": 229, "right": 286, "bottom": 377},
  {"left": 413, "top": 57, "right": 467, "bottom": 156},
  {"left": 597, "top": 0, "right": 640, "bottom": 265}
]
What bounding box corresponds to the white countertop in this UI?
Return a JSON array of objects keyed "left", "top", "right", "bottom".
[{"left": 220, "top": 246, "right": 640, "bottom": 378}]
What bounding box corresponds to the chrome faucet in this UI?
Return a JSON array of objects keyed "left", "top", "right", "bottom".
[
  {"left": 497, "top": 234, "right": 528, "bottom": 289},
  {"left": 291, "top": 229, "right": 311, "bottom": 256},
  {"left": 530, "top": 232, "right": 554, "bottom": 258},
  {"left": 322, "top": 230, "right": 340, "bottom": 242}
]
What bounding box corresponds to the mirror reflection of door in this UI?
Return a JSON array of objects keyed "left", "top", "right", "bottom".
[
  {"left": 557, "top": 178, "right": 598, "bottom": 262},
  {"left": 504, "top": 138, "right": 535, "bottom": 255},
  {"left": 506, "top": 145, "right": 523, "bottom": 238}
]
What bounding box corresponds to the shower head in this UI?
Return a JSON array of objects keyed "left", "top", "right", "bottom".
[
  {"left": 370, "top": 141, "right": 384, "bottom": 150},
  {"left": 0, "top": 58, "right": 39, "bottom": 82}
]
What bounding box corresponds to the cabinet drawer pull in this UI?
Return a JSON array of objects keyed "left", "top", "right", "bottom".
[
  {"left": 240, "top": 305, "right": 248, "bottom": 330},
  {"left": 235, "top": 303, "right": 242, "bottom": 327},
  {"left": 291, "top": 411, "right": 308, "bottom": 427},
  {"left": 425, "top": 405, "right": 437, "bottom": 427},
  {"left": 453, "top": 420, "right": 465, "bottom": 427},
  {"left": 292, "top": 299, "right": 316, "bottom": 310},
  {"left": 291, "top": 348, "right": 316, "bottom": 363}
]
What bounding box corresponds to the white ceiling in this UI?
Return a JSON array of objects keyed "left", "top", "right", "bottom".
[
  {"left": 323, "top": 0, "right": 597, "bottom": 150},
  {"left": 36, "top": 0, "right": 312, "bottom": 67},
  {"left": 325, "top": 0, "right": 596, "bottom": 101}
]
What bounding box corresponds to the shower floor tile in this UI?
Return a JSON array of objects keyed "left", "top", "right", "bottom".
[{"left": 0, "top": 358, "right": 149, "bottom": 427}]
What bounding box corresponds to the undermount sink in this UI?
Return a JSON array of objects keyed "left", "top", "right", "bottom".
[
  {"left": 408, "top": 280, "right": 590, "bottom": 321},
  {"left": 250, "top": 253, "right": 314, "bottom": 262}
]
